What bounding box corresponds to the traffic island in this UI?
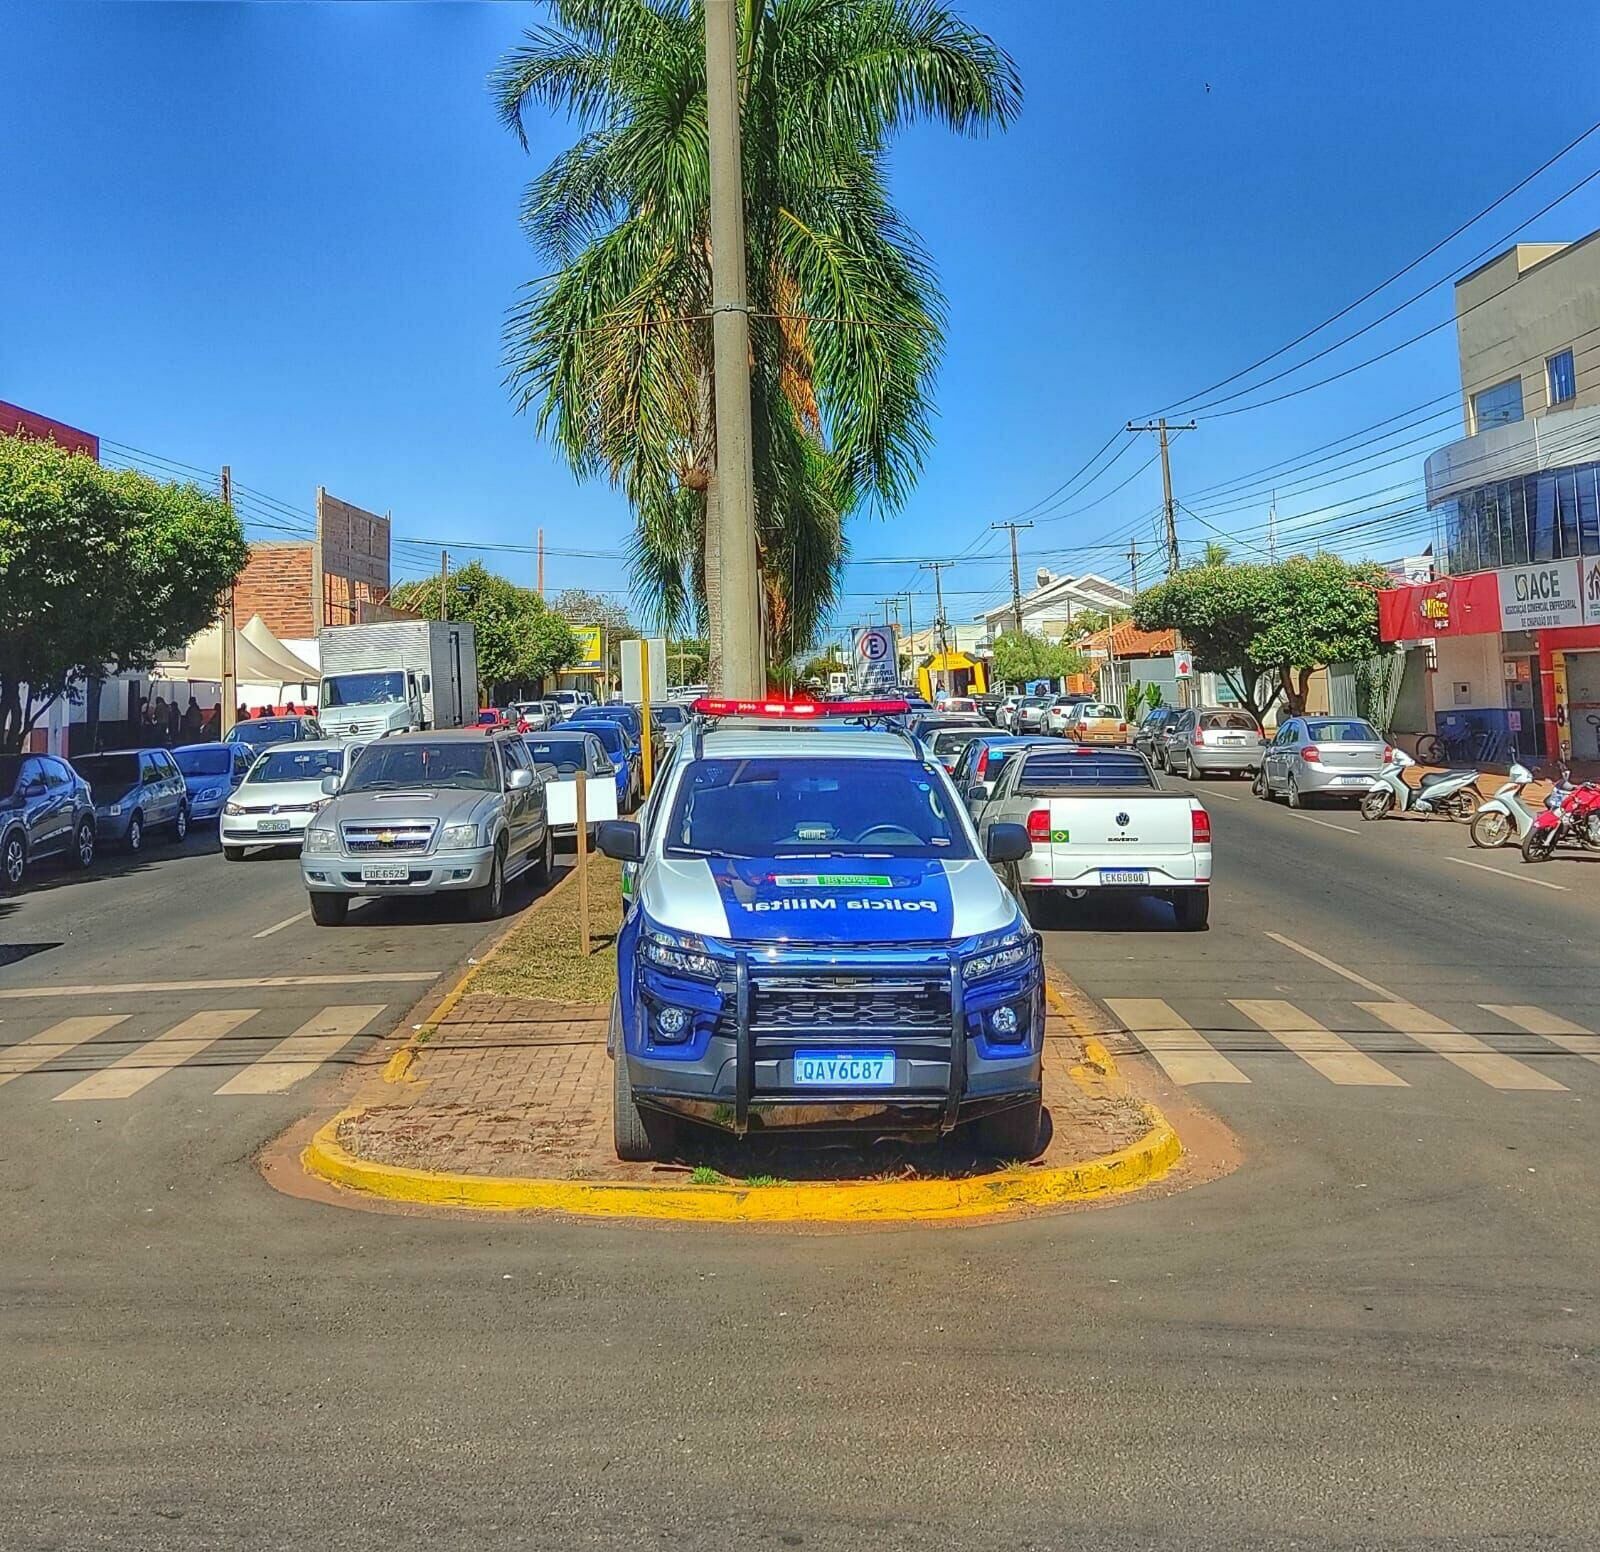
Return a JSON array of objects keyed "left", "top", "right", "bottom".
[{"left": 298, "top": 858, "right": 1183, "bottom": 1224}]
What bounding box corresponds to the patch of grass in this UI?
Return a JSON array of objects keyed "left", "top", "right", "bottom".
[
  {"left": 687, "top": 1165, "right": 726, "bottom": 1186},
  {"left": 742, "top": 1174, "right": 784, "bottom": 1187},
  {"left": 473, "top": 852, "right": 624, "bottom": 1005}
]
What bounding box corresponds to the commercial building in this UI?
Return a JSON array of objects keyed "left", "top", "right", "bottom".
[{"left": 1381, "top": 233, "right": 1600, "bottom": 762}]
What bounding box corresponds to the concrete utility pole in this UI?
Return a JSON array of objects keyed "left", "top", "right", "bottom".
[
  {"left": 537, "top": 527, "right": 545, "bottom": 597},
  {"left": 920, "top": 560, "right": 954, "bottom": 694},
  {"left": 220, "top": 466, "right": 237, "bottom": 737},
  {"left": 1126, "top": 418, "right": 1195, "bottom": 577},
  {"left": 439, "top": 550, "right": 449, "bottom": 622},
  {"left": 704, "top": 0, "right": 763, "bottom": 697},
  {"left": 1267, "top": 491, "right": 1278, "bottom": 563},
  {"left": 992, "top": 520, "right": 1034, "bottom": 635},
  {"left": 1127, "top": 538, "right": 1140, "bottom": 597}
]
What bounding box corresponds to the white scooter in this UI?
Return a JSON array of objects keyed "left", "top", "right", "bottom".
[
  {"left": 1469, "top": 763, "right": 1570, "bottom": 849},
  {"left": 1359, "top": 748, "right": 1482, "bottom": 822}
]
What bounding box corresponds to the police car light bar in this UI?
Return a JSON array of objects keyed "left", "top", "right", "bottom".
[{"left": 691, "top": 696, "right": 909, "bottom": 717}]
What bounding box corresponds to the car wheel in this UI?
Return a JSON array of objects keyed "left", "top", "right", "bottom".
[
  {"left": 1174, "top": 889, "right": 1210, "bottom": 930},
  {"left": 613, "top": 1047, "right": 678, "bottom": 1163},
  {"left": 531, "top": 824, "right": 554, "bottom": 884},
  {"left": 1019, "top": 889, "right": 1053, "bottom": 929},
  {"left": 1286, "top": 775, "right": 1302, "bottom": 809},
  {"left": 972, "top": 1096, "right": 1043, "bottom": 1161},
  {"left": 2, "top": 830, "right": 26, "bottom": 891},
  {"left": 223, "top": 844, "right": 248, "bottom": 862},
  {"left": 1252, "top": 768, "right": 1269, "bottom": 799},
  {"left": 73, "top": 819, "right": 95, "bottom": 870},
  {"left": 467, "top": 843, "right": 506, "bottom": 921},
  {"left": 126, "top": 811, "right": 144, "bottom": 852},
  {"left": 309, "top": 892, "right": 349, "bottom": 926},
  {"left": 174, "top": 803, "right": 189, "bottom": 841}
]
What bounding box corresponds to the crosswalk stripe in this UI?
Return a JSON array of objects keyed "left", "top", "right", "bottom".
[
  {"left": 52, "top": 1010, "right": 259, "bottom": 1102},
  {"left": 1104, "top": 998, "right": 1250, "bottom": 1085},
  {"left": 0, "top": 1016, "right": 131, "bottom": 1087},
  {"left": 1357, "top": 1002, "right": 1567, "bottom": 1091},
  {"left": 1231, "top": 999, "right": 1408, "bottom": 1087},
  {"left": 1481, "top": 1005, "right": 1600, "bottom": 1065},
  {"left": 214, "top": 1005, "right": 386, "bottom": 1095}
]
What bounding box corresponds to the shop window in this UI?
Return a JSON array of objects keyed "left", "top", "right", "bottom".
[
  {"left": 1559, "top": 467, "right": 1581, "bottom": 558},
  {"left": 1472, "top": 377, "right": 1523, "bottom": 431},
  {"left": 1580, "top": 464, "right": 1600, "bottom": 555},
  {"left": 1547, "top": 349, "right": 1576, "bottom": 406},
  {"left": 1533, "top": 472, "right": 1558, "bottom": 560}
]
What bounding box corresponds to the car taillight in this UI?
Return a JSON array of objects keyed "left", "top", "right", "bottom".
[
  {"left": 1382, "top": 745, "right": 1394, "bottom": 764},
  {"left": 1026, "top": 807, "right": 1051, "bottom": 841},
  {"left": 1192, "top": 727, "right": 1204, "bottom": 745},
  {"left": 1301, "top": 745, "right": 1321, "bottom": 763},
  {"left": 1119, "top": 723, "right": 1128, "bottom": 733},
  {"left": 1072, "top": 724, "right": 1086, "bottom": 739},
  {"left": 976, "top": 749, "right": 990, "bottom": 778},
  {"left": 1192, "top": 807, "right": 1211, "bottom": 844}
]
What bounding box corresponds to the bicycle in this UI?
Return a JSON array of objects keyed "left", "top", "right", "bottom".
[{"left": 1415, "top": 728, "right": 1509, "bottom": 766}]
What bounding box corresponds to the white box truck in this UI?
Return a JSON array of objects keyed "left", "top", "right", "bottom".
[{"left": 316, "top": 621, "right": 478, "bottom": 740}]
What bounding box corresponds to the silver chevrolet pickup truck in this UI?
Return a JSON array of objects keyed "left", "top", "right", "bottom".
[{"left": 300, "top": 729, "right": 554, "bottom": 926}]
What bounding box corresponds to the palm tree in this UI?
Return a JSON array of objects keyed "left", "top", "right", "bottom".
[
  {"left": 495, "top": 0, "right": 1020, "bottom": 682},
  {"left": 1201, "top": 540, "right": 1232, "bottom": 566}
]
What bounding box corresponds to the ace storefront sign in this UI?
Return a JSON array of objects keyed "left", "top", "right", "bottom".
[{"left": 1496, "top": 560, "right": 1587, "bottom": 630}]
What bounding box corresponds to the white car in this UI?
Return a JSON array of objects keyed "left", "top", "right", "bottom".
[
  {"left": 221, "top": 740, "right": 365, "bottom": 860},
  {"left": 1043, "top": 695, "right": 1093, "bottom": 734}
]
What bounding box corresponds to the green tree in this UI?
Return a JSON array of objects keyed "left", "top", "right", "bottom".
[
  {"left": 391, "top": 561, "right": 579, "bottom": 698},
  {"left": 1063, "top": 605, "right": 1129, "bottom": 641},
  {"left": 1133, "top": 556, "right": 1388, "bottom": 719},
  {"left": 800, "top": 651, "right": 848, "bottom": 685},
  {"left": 667, "top": 635, "right": 709, "bottom": 686},
  {"left": 991, "top": 630, "right": 1087, "bottom": 688},
  {"left": 0, "top": 437, "right": 247, "bottom": 753},
  {"left": 495, "top": 0, "right": 1020, "bottom": 683},
  {"left": 550, "top": 586, "right": 632, "bottom": 636}
]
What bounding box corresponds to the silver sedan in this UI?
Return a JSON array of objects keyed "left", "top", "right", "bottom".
[{"left": 1254, "top": 716, "right": 1391, "bottom": 807}]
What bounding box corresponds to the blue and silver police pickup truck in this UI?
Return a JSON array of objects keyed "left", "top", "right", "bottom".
[{"left": 594, "top": 698, "right": 1043, "bottom": 1162}]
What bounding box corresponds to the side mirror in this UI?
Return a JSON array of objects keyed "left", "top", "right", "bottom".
[
  {"left": 24, "top": 780, "right": 46, "bottom": 799},
  {"left": 968, "top": 781, "right": 992, "bottom": 804},
  {"left": 419, "top": 674, "right": 431, "bottom": 694},
  {"left": 533, "top": 762, "right": 559, "bottom": 784},
  {"left": 507, "top": 767, "right": 534, "bottom": 791},
  {"left": 320, "top": 774, "right": 341, "bottom": 796},
  {"left": 985, "top": 821, "right": 1032, "bottom": 864},
  {"left": 595, "top": 819, "right": 642, "bottom": 862}
]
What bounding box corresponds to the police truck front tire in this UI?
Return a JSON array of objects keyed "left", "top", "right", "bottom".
[
  {"left": 613, "top": 1050, "right": 677, "bottom": 1163},
  {"left": 973, "top": 1096, "right": 1043, "bottom": 1161},
  {"left": 309, "top": 893, "right": 348, "bottom": 926}
]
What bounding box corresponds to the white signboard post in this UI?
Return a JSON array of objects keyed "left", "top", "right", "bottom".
[
  {"left": 620, "top": 636, "right": 668, "bottom": 705},
  {"left": 853, "top": 626, "right": 897, "bottom": 692},
  {"left": 1172, "top": 650, "right": 1194, "bottom": 679}
]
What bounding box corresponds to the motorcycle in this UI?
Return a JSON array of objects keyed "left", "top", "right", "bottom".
[
  {"left": 1521, "top": 779, "right": 1600, "bottom": 862},
  {"left": 1360, "top": 748, "right": 1481, "bottom": 822},
  {"left": 1469, "top": 763, "right": 1571, "bottom": 849}
]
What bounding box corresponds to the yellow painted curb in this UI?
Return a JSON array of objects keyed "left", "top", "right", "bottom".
[{"left": 301, "top": 1107, "right": 1182, "bottom": 1224}]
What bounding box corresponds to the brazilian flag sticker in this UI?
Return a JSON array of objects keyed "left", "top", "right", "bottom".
[{"left": 1050, "top": 828, "right": 1070, "bottom": 843}]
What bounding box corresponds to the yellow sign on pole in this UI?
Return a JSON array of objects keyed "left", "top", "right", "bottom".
[{"left": 570, "top": 624, "right": 605, "bottom": 672}]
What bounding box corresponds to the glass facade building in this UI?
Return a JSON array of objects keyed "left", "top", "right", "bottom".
[{"left": 1439, "top": 458, "right": 1600, "bottom": 574}]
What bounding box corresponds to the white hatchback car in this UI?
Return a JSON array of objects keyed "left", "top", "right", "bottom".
[{"left": 221, "top": 740, "right": 365, "bottom": 860}]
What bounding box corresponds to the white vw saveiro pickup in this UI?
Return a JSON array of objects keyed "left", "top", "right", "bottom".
[{"left": 974, "top": 745, "right": 1212, "bottom": 929}]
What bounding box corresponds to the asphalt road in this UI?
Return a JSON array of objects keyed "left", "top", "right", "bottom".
[{"left": 3, "top": 783, "right": 1598, "bottom": 1550}]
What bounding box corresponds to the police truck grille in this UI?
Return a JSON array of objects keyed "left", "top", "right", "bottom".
[{"left": 750, "top": 975, "right": 950, "bottom": 1034}]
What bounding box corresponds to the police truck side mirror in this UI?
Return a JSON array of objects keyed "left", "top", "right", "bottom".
[
  {"left": 595, "top": 820, "right": 642, "bottom": 862},
  {"left": 985, "top": 821, "right": 1031, "bottom": 864}
]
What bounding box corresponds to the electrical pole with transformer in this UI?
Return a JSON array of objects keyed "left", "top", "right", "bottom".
[
  {"left": 991, "top": 520, "right": 1034, "bottom": 635},
  {"left": 920, "top": 560, "right": 954, "bottom": 696},
  {"left": 1127, "top": 417, "right": 1196, "bottom": 701}
]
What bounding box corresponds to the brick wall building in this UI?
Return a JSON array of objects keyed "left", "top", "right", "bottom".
[{"left": 233, "top": 542, "right": 316, "bottom": 639}]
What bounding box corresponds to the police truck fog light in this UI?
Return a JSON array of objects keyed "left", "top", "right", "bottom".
[
  {"left": 654, "top": 1005, "right": 691, "bottom": 1040},
  {"left": 990, "top": 1005, "right": 1020, "bottom": 1036}
]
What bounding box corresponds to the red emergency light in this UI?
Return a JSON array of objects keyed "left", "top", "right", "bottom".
[{"left": 691, "top": 696, "right": 909, "bottom": 718}]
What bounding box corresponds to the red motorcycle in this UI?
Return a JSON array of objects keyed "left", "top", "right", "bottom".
[{"left": 1521, "top": 778, "right": 1600, "bottom": 862}]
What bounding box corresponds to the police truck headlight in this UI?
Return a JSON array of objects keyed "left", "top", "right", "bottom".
[
  {"left": 961, "top": 922, "right": 1034, "bottom": 982},
  {"left": 304, "top": 827, "right": 336, "bottom": 853},
  {"left": 441, "top": 823, "right": 480, "bottom": 850},
  {"left": 641, "top": 922, "right": 728, "bottom": 980}
]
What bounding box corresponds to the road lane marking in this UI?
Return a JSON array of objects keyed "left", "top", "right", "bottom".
[
  {"left": 1197, "top": 789, "right": 1240, "bottom": 802},
  {"left": 0, "top": 1016, "right": 130, "bottom": 1087},
  {"left": 1105, "top": 998, "right": 1250, "bottom": 1085},
  {"left": 0, "top": 972, "right": 438, "bottom": 1001},
  {"left": 1231, "top": 999, "right": 1407, "bottom": 1087},
  {"left": 215, "top": 1005, "right": 386, "bottom": 1095},
  {"left": 1295, "top": 815, "right": 1357, "bottom": 833},
  {"left": 1263, "top": 932, "right": 1399, "bottom": 1001},
  {"left": 53, "top": 1010, "right": 259, "bottom": 1102},
  {"left": 1481, "top": 1005, "right": 1600, "bottom": 1065},
  {"left": 253, "top": 910, "right": 311, "bottom": 939},
  {"left": 1446, "top": 856, "right": 1567, "bottom": 891},
  {"left": 1357, "top": 1002, "right": 1567, "bottom": 1091}
]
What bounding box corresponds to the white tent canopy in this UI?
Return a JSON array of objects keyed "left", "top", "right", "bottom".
[{"left": 154, "top": 616, "right": 318, "bottom": 685}]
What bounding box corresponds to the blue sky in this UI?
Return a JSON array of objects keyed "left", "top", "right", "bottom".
[{"left": 4, "top": 0, "right": 1600, "bottom": 640}]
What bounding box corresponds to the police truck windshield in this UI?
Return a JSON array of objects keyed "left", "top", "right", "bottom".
[{"left": 666, "top": 758, "right": 971, "bottom": 859}]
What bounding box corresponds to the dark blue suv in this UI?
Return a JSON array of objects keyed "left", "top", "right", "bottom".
[{"left": 1, "top": 753, "right": 97, "bottom": 890}]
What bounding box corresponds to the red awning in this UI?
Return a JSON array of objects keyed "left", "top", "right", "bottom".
[{"left": 1378, "top": 572, "right": 1502, "bottom": 642}]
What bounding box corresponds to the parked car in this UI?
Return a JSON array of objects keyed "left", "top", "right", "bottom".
[
  {"left": 1013, "top": 695, "right": 1054, "bottom": 732},
  {"left": 74, "top": 748, "right": 190, "bottom": 851},
  {"left": 172, "top": 742, "right": 255, "bottom": 823},
  {"left": 1042, "top": 694, "right": 1094, "bottom": 734},
  {"left": 1, "top": 753, "right": 97, "bottom": 889},
  {"left": 476, "top": 707, "right": 512, "bottom": 730},
  {"left": 509, "top": 701, "right": 553, "bottom": 732},
  {"left": 301, "top": 729, "right": 554, "bottom": 925},
  {"left": 1161, "top": 708, "right": 1267, "bottom": 779},
  {"left": 552, "top": 689, "right": 593, "bottom": 717},
  {"left": 975, "top": 744, "right": 1212, "bottom": 929},
  {"left": 1256, "top": 716, "right": 1393, "bottom": 807},
  {"left": 562, "top": 717, "right": 635, "bottom": 810},
  {"left": 995, "top": 695, "right": 1023, "bottom": 731},
  {"left": 522, "top": 730, "right": 619, "bottom": 840},
  {"left": 924, "top": 723, "right": 990, "bottom": 775},
  {"left": 974, "top": 692, "right": 1007, "bottom": 724},
  {"left": 1056, "top": 701, "right": 1129, "bottom": 746},
  {"left": 221, "top": 741, "right": 364, "bottom": 860},
  {"left": 1150, "top": 712, "right": 1193, "bottom": 771},
  {"left": 948, "top": 734, "right": 1056, "bottom": 818},
  {"left": 939, "top": 696, "right": 979, "bottom": 714},
  {"left": 647, "top": 701, "right": 689, "bottom": 754},
  {"left": 227, "top": 714, "right": 323, "bottom": 754},
  {"left": 1131, "top": 705, "right": 1176, "bottom": 762}
]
